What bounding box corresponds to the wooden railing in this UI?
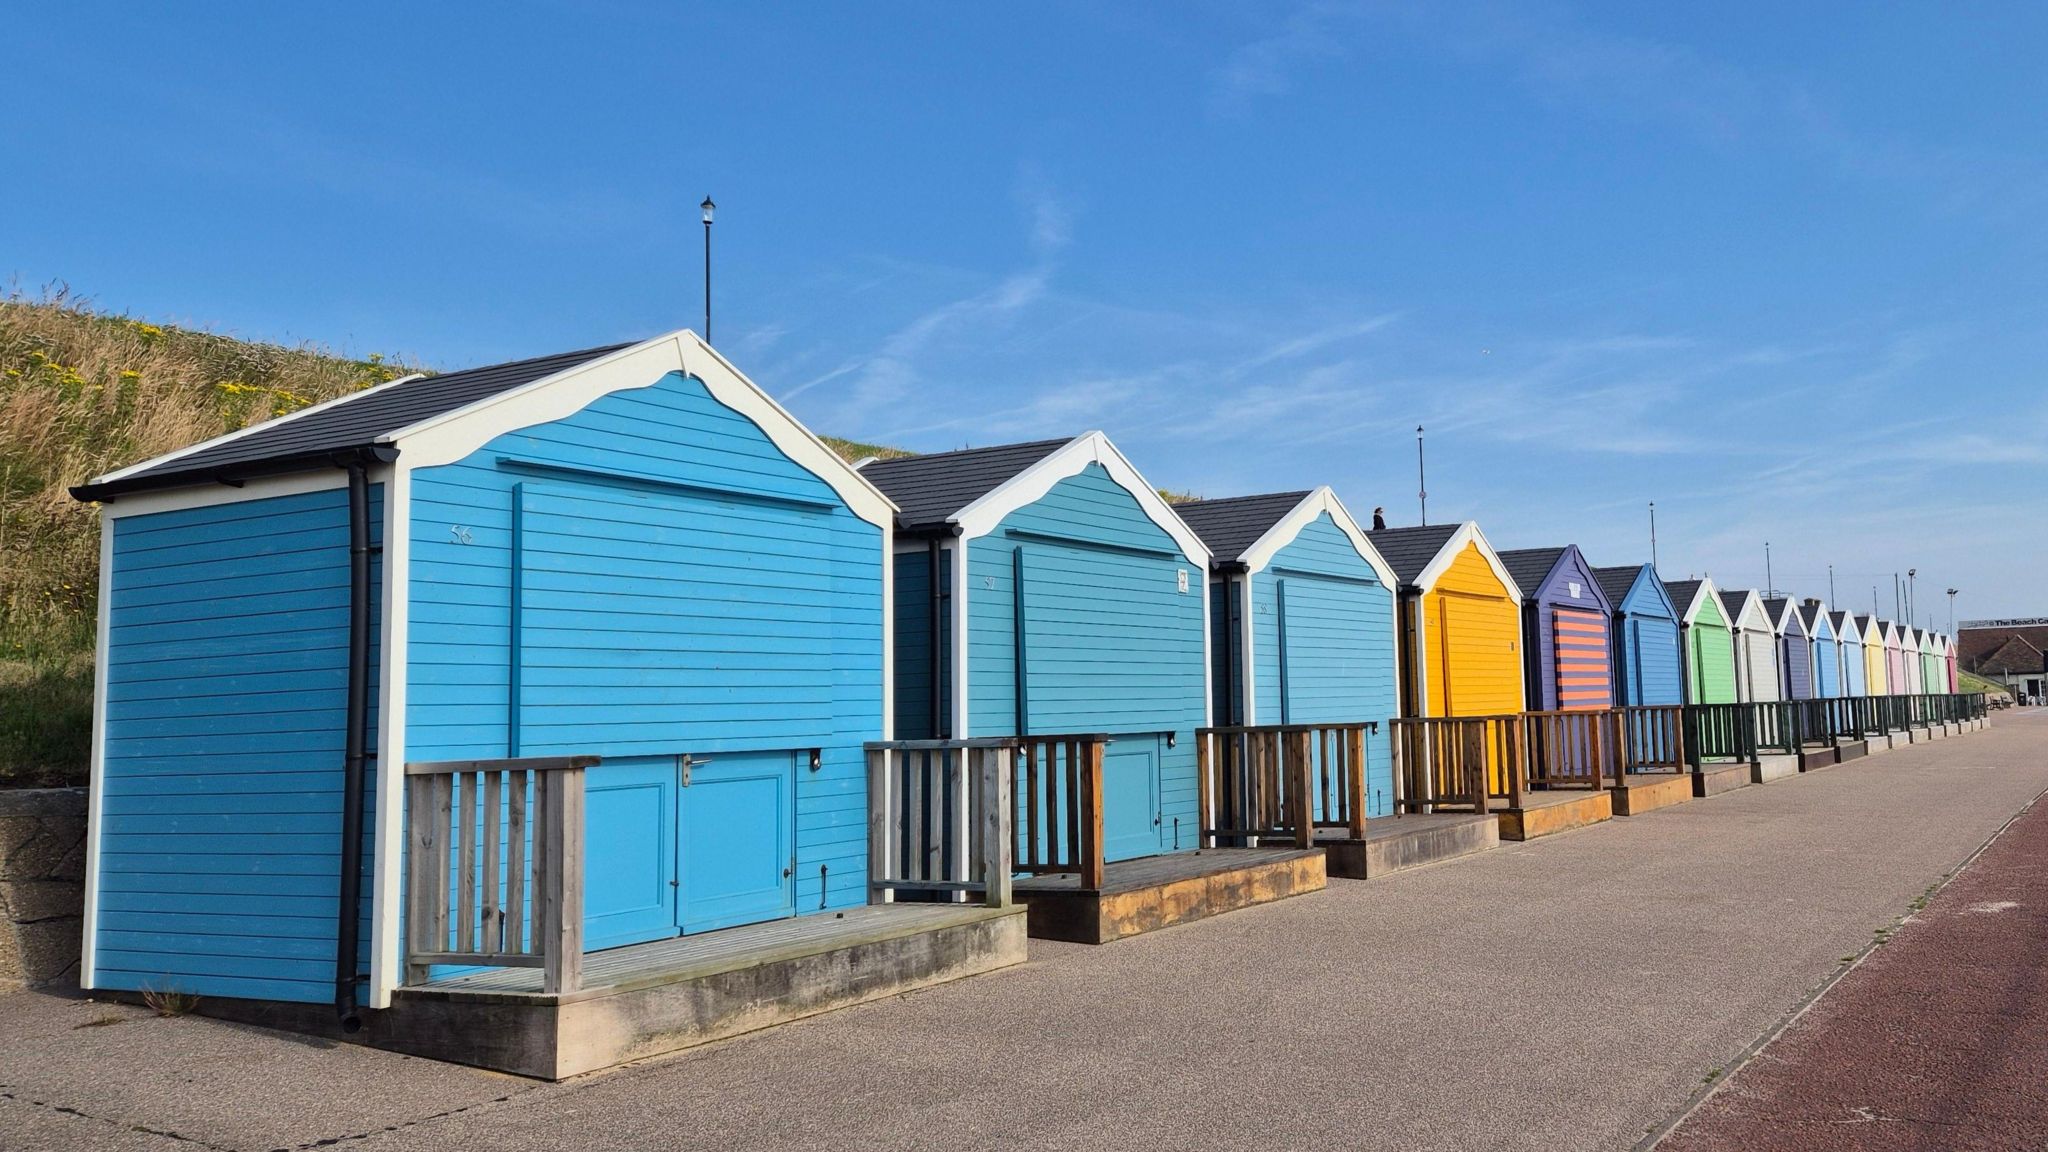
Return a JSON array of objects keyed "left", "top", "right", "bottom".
[
  {"left": 403, "top": 754, "right": 593, "bottom": 994},
  {"left": 1196, "top": 723, "right": 1376, "bottom": 848},
  {"left": 864, "top": 740, "right": 1015, "bottom": 908},
  {"left": 1522, "top": 710, "right": 1620, "bottom": 791},
  {"left": 1391, "top": 715, "right": 1522, "bottom": 814},
  {"left": 1006, "top": 734, "right": 1113, "bottom": 890},
  {"left": 1620, "top": 705, "right": 1686, "bottom": 773},
  {"left": 1685, "top": 703, "right": 1756, "bottom": 767}
]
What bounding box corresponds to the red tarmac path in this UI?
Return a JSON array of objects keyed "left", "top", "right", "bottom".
[{"left": 1662, "top": 747, "right": 2048, "bottom": 1152}]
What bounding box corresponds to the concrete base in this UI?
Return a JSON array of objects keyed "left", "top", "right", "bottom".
[
  {"left": 1611, "top": 773, "right": 1694, "bottom": 816},
  {"left": 1693, "top": 762, "right": 1753, "bottom": 798},
  {"left": 1497, "top": 790, "right": 1613, "bottom": 841},
  {"left": 1867, "top": 731, "right": 1896, "bottom": 753},
  {"left": 1015, "top": 848, "right": 1326, "bottom": 944},
  {"left": 1798, "top": 743, "right": 1841, "bottom": 772},
  {"left": 1320, "top": 814, "right": 1498, "bottom": 878},
  {"left": 1752, "top": 754, "right": 1801, "bottom": 783},
  {"left": 1836, "top": 739, "right": 1869, "bottom": 764},
  {"left": 377, "top": 904, "right": 1027, "bottom": 1079}
]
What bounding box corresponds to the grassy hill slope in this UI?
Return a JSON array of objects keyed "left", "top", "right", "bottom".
[{"left": 0, "top": 293, "right": 904, "bottom": 784}]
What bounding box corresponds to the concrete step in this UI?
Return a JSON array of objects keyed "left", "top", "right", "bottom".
[
  {"left": 1752, "top": 753, "right": 1801, "bottom": 783},
  {"left": 1694, "top": 762, "right": 1753, "bottom": 797},
  {"left": 1015, "top": 848, "right": 1327, "bottom": 944}
]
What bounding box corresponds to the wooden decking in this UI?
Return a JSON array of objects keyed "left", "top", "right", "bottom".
[
  {"left": 1610, "top": 770, "right": 1694, "bottom": 816},
  {"left": 1012, "top": 847, "right": 1326, "bottom": 943},
  {"left": 1316, "top": 814, "right": 1499, "bottom": 877},
  {"left": 380, "top": 903, "right": 1026, "bottom": 1078},
  {"left": 1495, "top": 788, "right": 1613, "bottom": 841}
]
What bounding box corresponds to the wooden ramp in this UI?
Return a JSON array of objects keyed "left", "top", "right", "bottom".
[
  {"left": 1318, "top": 814, "right": 1498, "bottom": 878},
  {"left": 376, "top": 904, "right": 1026, "bottom": 1079},
  {"left": 1013, "top": 847, "right": 1325, "bottom": 943}
]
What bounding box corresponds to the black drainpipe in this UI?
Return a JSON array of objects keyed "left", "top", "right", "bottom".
[
  {"left": 928, "top": 536, "right": 944, "bottom": 738},
  {"left": 335, "top": 456, "right": 374, "bottom": 1029}
]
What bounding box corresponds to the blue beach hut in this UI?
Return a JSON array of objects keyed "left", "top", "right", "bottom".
[
  {"left": 1594, "top": 564, "right": 1684, "bottom": 707},
  {"left": 70, "top": 333, "right": 899, "bottom": 1021},
  {"left": 1175, "top": 487, "right": 1400, "bottom": 816},
  {"left": 1801, "top": 601, "right": 1840, "bottom": 698},
  {"left": 860, "top": 433, "right": 1213, "bottom": 865},
  {"left": 1832, "top": 610, "right": 1868, "bottom": 697}
]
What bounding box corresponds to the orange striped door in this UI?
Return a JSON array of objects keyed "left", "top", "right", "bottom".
[{"left": 1553, "top": 607, "right": 1612, "bottom": 710}]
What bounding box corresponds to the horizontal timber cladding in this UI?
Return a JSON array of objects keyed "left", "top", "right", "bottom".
[
  {"left": 407, "top": 369, "right": 884, "bottom": 923},
  {"left": 1779, "top": 618, "right": 1814, "bottom": 701},
  {"left": 98, "top": 485, "right": 381, "bottom": 1003},
  {"left": 1252, "top": 513, "right": 1398, "bottom": 817},
  {"left": 1425, "top": 543, "right": 1522, "bottom": 718},
  {"left": 1625, "top": 616, "right": 1684, "bottom": 706},
  {"left": 1686, "top": 591, "right": 1738, "bottom": 706},
  {"left": 1552, "top": 609, "right": 1613, "bottom": 710},
  {"left": 966, "top": 463, "right": 1206, "bottom": 860},
  {"left": 1504, "top": 546, "right": 1614, "bottom": 713},
  {"left": 1864, "top": 626, "right": 1886, "bottom": 696}
]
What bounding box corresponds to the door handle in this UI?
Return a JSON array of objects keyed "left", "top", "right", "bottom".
[{"left": 680, "top": 753, "right": 712, "bottom": 786}]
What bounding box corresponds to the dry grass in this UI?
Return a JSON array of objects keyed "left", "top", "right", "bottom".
[
  {"left": 140, "top": 984, "right": 200, "bottom": 1017},
  {"left": 0, "top": 290, "right": 911, "bottom": 785},
  {"left": 0, "top": 288, "right": 414, "bottom": 783}
]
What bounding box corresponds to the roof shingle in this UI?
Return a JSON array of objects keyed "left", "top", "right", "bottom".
[
  {"left": 1174, "top": 491, "right": 1312, "bottom": 564},
  {"left": 1365, "top": 523, "right": 1462, "bottom": 586},
  {"left": 857, "top": 438, "right": 1072, "bottom": 532}
]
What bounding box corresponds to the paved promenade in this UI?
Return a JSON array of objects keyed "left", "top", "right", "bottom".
[{"left": 2, "top": 716, "right": 2042, "bottom": 1152}]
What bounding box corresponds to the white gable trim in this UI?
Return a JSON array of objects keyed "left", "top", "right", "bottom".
[
  {"left": 1807, "top": 603, "right": 1836, "bottom": 641},
  {"left": 1238, "top": 487, "right": 1397, "bottom": 589},
  {"left": 367, "top": 458, "right": 407, "bottom": 1009},
  {"left": 1724, "top": 590, "right": 1771, "bottom": 634},
  {"left": 83, "top": 374, "right": 426, "bottom": 488},
  {"left": 1412, "top": 521, "right": 1523, "bottom": 606},
  {"left": 949, "top": 432, "right": 1212, "bottom": 565},
  {"left": 388, "top": 331, "right": 897, "bottom": 529},
  {"left": 99, "top": 469, "right": 350, "bottom": 520},
  {"left": 1680, "top": 577, "right": 1722, "bottom": 627},
  {"left": 1769, "top": 599, "right": 1805, "bottom": 638}
]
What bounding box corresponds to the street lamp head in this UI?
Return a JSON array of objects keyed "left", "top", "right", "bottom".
[{"left": 700, "top": 196, "right": 715, "bottom": 225}]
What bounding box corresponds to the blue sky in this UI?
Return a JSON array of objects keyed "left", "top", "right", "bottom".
[{"left": 8, "top": 2, "right": 2044, "bottom": 621}]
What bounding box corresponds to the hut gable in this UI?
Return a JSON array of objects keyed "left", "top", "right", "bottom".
[
  {"left": 1498, "top": 546, "right": 1615, "bottom": 711},
  {"left": 1599, "top": 564, "right": 1683, "bottom": 706},
  {"left": 1180, "top": 489, "right": 1398, "bottom": 813}
]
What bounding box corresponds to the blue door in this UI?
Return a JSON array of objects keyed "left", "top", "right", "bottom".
[
  {"left": 582, "top": 757, "right": 679, "bottom": 951},
  {"left": 1102, "top": 739, "right": 1164, "bottom": 862},
  {"left": 678, "top": 750, "right": 795, "bottom": 934}
]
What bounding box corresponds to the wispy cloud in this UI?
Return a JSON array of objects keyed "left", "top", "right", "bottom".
[{"left": 1209, "top": 2, "right": 1351, "bottom": 114}]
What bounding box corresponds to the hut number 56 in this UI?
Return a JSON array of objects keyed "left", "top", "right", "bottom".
[{"left": 1176, "top": 569, "right": 1189, "bottom": 594}]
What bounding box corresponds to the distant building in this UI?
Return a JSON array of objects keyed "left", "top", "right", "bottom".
[{"left": 1960, "top": 621, "right": 2048, "bottom": 702}]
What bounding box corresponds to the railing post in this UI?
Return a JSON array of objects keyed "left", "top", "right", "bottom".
[
  {"left": 867, "top": 747, "right": 892, "bottom": 904},
  {"left": 1349, "top": 726, "right": 1369, "bottom": 839},
  {"left": 978, "top": 746, "right": 1014, "bottom": 908},
  {"left": 540, "top": 766, "right": 585, "bottom": 995},
  {"left": 1293, "top": 729, "right": 1316, "bottom": 849},
  {"left": 404, "top": 774, "right": 449, "bottom": 986},
  {"left": 1079, "top": 741, "right": 1105, "bottom": 891},
  {"left": 1196, "top": 730, "right": 1214, "bottom": 849}
]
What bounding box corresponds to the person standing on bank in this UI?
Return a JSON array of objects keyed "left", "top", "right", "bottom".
[{"left": 1372, "top": 506, "right": 1387, "bottom": 530}]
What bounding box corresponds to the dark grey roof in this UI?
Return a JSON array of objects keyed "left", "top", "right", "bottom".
[
  {"left": 1174, "top": 491, "right": 1311, "bottom": 564},
  {"left": 1830, "top": 610, "right": 1857, "bottom": 635},
  {"left": 1365, "top": 523, "right": 1462, "bottom": 586},
  {"left": 1799, "top": 601, "right": 1827, "bottom": 631},
  {"left": 1718, "top": 589, "right": 1756, "bottom": 623},
  {"left": 1497, "top": 547, "right": 1567, "bottom": 600},
  {"left": 857, "top": 438, "right": 1071, "bottom": 532},
  {"left": 75, "top": 342, "right": 632, "bottom": 500},
  {"left": 1664, "top": 580, "right": 1704, "bottom": 617},
  {"left": 1595, "top": 564, "right": 1648, "bottom": 609},
  {"left": 1763, "top": 598, "right": 1803, "bottom": 634}
]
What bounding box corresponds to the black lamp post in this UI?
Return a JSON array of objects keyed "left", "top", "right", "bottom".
[{"left": 700, "top": 196, "right": 716, "bottom": 344}]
